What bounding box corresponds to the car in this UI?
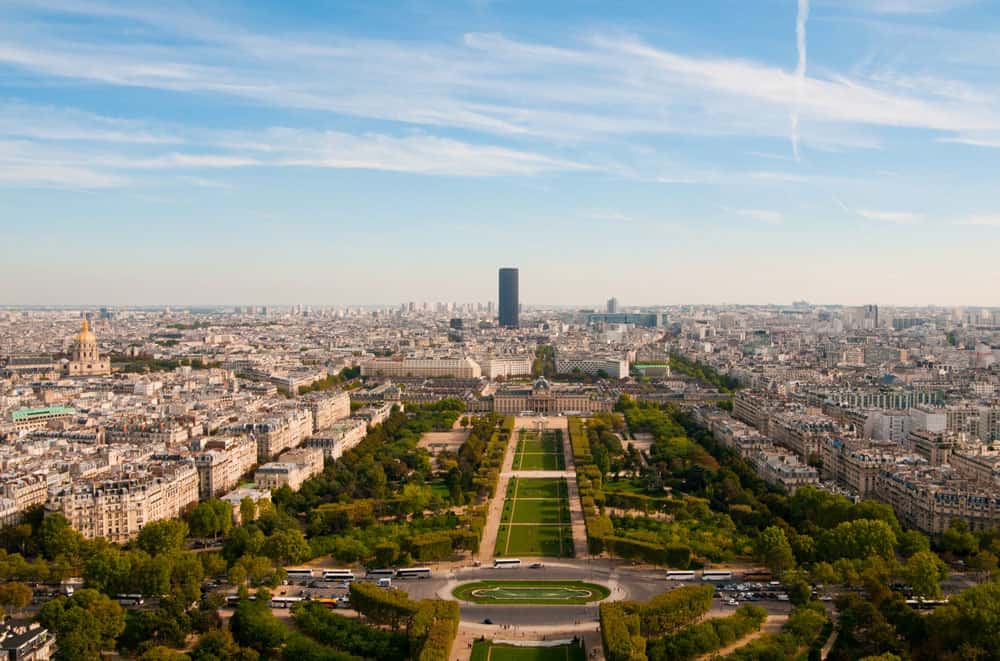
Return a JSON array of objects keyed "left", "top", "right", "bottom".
[
  {"left": 529, "top": 562, "right": 544, "bottom": 569},
  {"left": 482, "top": 618, "right": 493, "bottom": 625}
]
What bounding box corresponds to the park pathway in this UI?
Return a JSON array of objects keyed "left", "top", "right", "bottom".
[
  {"left": 478, "top": 421, "right": 519, "bottom": 566},
  {"left": 560, "top": 420, "right": 590, "bottom": 559},
  {"left": 695, "top": 614, "right": 788, "bottom": 661}
]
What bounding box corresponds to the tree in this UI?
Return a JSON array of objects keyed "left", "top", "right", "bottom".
[
  {"left": 191, "top": 628, "right": 257, "bottom": 661},
  {"left": 893, "top": 530, "right": 927, "bottom": 559},
  {"left": 38, "top": 589, "right": 125, "bottom": 661},
  {"left": 240, "top": 497, "right": 257, "bottom": 525},
  {"left": 904, "top": 550, "right": 947, "bottom": 598},
  {"left": 756, "top": 526, "right": 795, "bottom": 575},
  {"left": 187, "top": 499, "right": 233, "bottom": 539},
  {"left": 138, "top": 646, "right": 189, "bottom": 661},
  {"left": 941, "top": 519, "right": 979, "bottom": 556},
  {"left": 0, "top": 581, "right": 32, "bottom": 614},
  {"left": 229, "top": 600, "right": 287, "bottom": 656},
  {"left": 136, "top": 520, "right": 189, "bottom": 556},
  {"left": 39, "top": 514, "right": 83, "bottom": 561},
  {"left": 262, "top": 529, "right": 310, "bottom": 566}
]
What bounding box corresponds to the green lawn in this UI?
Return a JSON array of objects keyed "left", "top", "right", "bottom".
[
  {"left": 457, "top": 581, "right": 609, "bottom": 606},
  {"left": 472, "top": 641, "right": 587, "bottom": 661},
  {"left": 509, "top": 478, "right": 566, "bottom": 499},
  {"left": 509, "top": 499, "right": 568, "bottom": 525},
  {"left": 495, "top": 524, "right": 572, "bottom": 557},
  {"left": 517, "top": 435, "right": 562, "bottom": 454},
  {"left": 515, "top": 453, "right": 565, "bottom": 470}
]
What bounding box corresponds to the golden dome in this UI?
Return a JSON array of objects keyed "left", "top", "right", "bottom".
[{"left": 76, "top": 318, "right": 96, "bottom": 343}]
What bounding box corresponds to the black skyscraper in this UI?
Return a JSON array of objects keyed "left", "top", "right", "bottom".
[{"left": 498, "top": 267, "right": 519, "bottom": 328}]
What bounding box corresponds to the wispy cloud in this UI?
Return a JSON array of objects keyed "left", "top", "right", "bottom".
[
  {"left": 856, "top": 209, "right": 921, "bottom": 224},
  {"left": 791, "top": 0, "right": 810, "bottom": 161},
  {"left": 834, "top": 0, "right": 980, "bottom": 14}
]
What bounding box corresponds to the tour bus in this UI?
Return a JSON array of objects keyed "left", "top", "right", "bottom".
[
  {"left": 365, "top": 568, "right": 395, "bottom": 580},
  {"left": 494, "top": 558, "right": 521, "bottom": 569},
  {"left": 666, "top": 570, "right": 697, "bottom": 581},
  {"left": 701, "top": 570, "right": 733, "bottom": 582},
  {"left": 285, "top": 568, "right": 315, "bottom": 582},
  {"left": 395, "top": 567, "right": 432, "bottom": 580},
  {"left": 116, "top": 594, "right": 145, "bottom": 606},
  {"left": 742, "top": 570, "right": 774, "bottom": 582},
  {"left": 322, "top": 569, "right": 356, "bottom": 582},
  {"left": 270, "top": 596, "right": 304, "bottom": 608}
]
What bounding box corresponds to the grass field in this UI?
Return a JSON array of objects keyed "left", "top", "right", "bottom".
[
  {"left": 471, "top": 641, "right": 587, "bottom": 661},
  {"left": 513, "top": 430, "right": 565, "bottom": 471},
  {"left": 455, "top": 580, "right": 610, "bottom": 605},
  {"left": 496, "top": 477, "right": 573, "bottom": 557},
  {"left": 506, "top": 477, "right": 565, "bottom": 500}
]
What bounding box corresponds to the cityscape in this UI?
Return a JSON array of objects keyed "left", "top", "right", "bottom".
[{"left": 3, "top": 1, "right": 1000, "bottom": 661}]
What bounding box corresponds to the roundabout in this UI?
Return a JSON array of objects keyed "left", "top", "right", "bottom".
[{"left": 453, "top": 580, "right": 610, "bottom": 605}]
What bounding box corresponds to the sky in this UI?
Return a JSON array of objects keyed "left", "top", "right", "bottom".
[{"left": 2, "top": 0, "right": 1000, "bottom": 307}]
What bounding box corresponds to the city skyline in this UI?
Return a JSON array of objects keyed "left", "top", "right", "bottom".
[{"left": 2, "top": 1, "right": 1000, "bottom": 305}]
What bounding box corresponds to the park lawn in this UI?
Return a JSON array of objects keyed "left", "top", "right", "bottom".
[
  {"left": 472, "top": 641, "right": 587, "bottom": 661},
  {"left": 497, "top": 524, "right": 572, "bottom": 557},
  {"left": 510, "top": 498, "right": 568, "bottom": 525},
  {"left": 457, "top": 581, "right": 610, "bottom": 606},
  {"left": 511, "top": 478, "right": 566, "bottom": 500},
  {"left": 515, "top": 453, "right": 565, "bottom": 471},
  {"left": 517, "top": 436, "right": 562, "bottom": 454}
]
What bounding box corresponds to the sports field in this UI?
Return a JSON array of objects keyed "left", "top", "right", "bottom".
[
  {"left": 455, "top": 580, "right": 609, "bottom": 605},
  {"left": 495, "top": 477, "right": 573, "bottom": 557},
  {"left": 471, "top": 641, "right": 587, "bottom": 661},
  {"left": 513, "top": 430, "right": 565, "bottom": 471}
]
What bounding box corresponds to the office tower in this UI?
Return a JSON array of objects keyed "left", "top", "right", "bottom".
[
  {"left": 498, "top": 267, "right": 519, "bottom": 328},
  {"left": 606, "top": 297, "right": 619, "bottom": 313}
]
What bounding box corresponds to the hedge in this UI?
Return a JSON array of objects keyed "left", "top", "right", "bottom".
[
  {"left": 411, "top": 599, "right": 459, "bottom": 661},
  {"left": 600, "top": 602, "right": 646, "bottom": 661},
  {"left": 646, "top": 604, "right": 767, "bottom": 661},
  {"left": 640, "top": 584, "right": 715, "bottom": 637}
]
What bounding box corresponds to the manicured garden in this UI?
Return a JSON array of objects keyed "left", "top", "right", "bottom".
[
  {"left": 472, "top": 641, "right": 587, "bottom": 661},
  {"left": 455, "top": 580, "right": 609, "bottom": 605},
  {"left": 495, "top": 477, "right": 573, "bottom": 557}
]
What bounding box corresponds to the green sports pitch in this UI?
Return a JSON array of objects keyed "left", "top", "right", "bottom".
[
  {"left": 471, "top": 641, "right": 587, "bottom": 661},
  {"left": 453, "top": 580, "right": 610, "bottom": 605}
]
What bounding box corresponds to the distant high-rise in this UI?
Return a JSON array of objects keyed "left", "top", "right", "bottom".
[
  {"left": 498, "top": 267, "right": 519, "bottom": 328},
  {"left": 606, "top": 297, "right": 619, "bottom": 313}
]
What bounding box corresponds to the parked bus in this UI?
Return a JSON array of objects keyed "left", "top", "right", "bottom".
[
  {"left": 116, "top": 594, "right": 145, "bottom": 606},
  {"left": 701, "top": 571, "right": 733, "bottom": 582},
  {"left": 365, "top": 569, "right": 395, "bottom": 580},
  {"left": 395, "top": 567, "right": 432, "bottom": 579},
  {"left": 666, "top": 570, "right": 697, "bottom": 581},
  {"left": 494, "top": 558, "right": 521, "bottom": 569},
  {"left": 313, "top": 597, "right": 339, "bottom": 608},
  {"left": 285, "top": 568, "right": 314, "bottom": 582},
  {"left": 270, "top": 596, "right": 304, "bottom": 608},
  {"left": 323, "top": 569, "right": 356, "bottom": 582}
]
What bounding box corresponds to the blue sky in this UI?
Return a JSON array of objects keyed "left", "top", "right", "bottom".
[{"left": 2, "top": 0, "right": 1000, "bottom": 306}]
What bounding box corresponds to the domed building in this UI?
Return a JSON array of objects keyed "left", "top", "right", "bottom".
[
  {"left": 492, "top": 375, "right": 612, "bottom": 415},
  {"left": 64, "top": 319, "right": 111, "bottom": 376}
]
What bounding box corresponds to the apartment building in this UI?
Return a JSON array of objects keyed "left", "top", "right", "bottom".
[
  {"left": 105, "top": 420, "right": 190, "bottom": 446},
  {"left": 360, "top": 357, "right": 482, "bottom": 379},
  {"left": 194, "top": 436, "right": 257, "bottom": 499},
  {"left": 305, "top": 418, "right": 367, "bottom": 460},
  {"left": 254, "top": 447, "right": 324, "bottom": 491},
  {"left": 875, "top": 464, "right": 1000, "bottom": 534},
  {"left": 480, "top": 356, "right": 533, "bottom": 379},
  {"left": 304, "top": 391, "right": 351, "bottom": 432},
  {"left": 747, "top": 447, "right": 819, "bottom": 493},
  {"left": 227, "top": 408, "right": 313, "bottom": 462},
  {"left": 48, "top": 462, "right": 199, "bottom": 544},
  {"left": 11, "top": 407, "right": 76, "bottom": 432}
]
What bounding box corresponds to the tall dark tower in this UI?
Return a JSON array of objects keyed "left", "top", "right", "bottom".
[{"left": 498, "top": 267, "right": 519, "bottom": 328}]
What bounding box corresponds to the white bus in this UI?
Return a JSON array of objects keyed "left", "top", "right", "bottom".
[
  {"left": 323, "top": 569, "right": 356, "bottom": 582},
  {"left": 701, "top": 571, "right": 733, "bottom": 582},
  {"left": 270, "top": 596, "right": 304, "bottom": 608},
  {"left": 116, "top": 594, "right": 145, "bottom": 606},
  {"left": 365, "top": 569, "right": 395, "bottom": 580},
  {"left": 666, "top": 570, "right": 697, "bottom": 581},
  {"left": 285, "top": 568, "right": 314, "bottom": 582},
  {"left": 395, "top": 567, "right": 432, "bottom": 579},
  {"left": 494, "top": 558, "right": 521, "bottom": 569}
]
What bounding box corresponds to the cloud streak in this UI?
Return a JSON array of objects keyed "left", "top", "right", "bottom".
[{"left": 792, "top": 0, "right": 810, "bottom": 161}]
